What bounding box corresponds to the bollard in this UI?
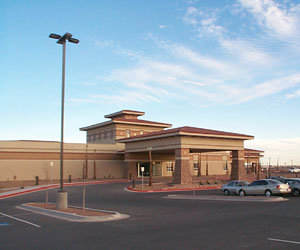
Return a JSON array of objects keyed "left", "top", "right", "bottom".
[
  {"left": 68, "top": 175, "right": 72, "bottom": 183},
  {"left": 35, "top": 176, "right": 39, "bottom": 185},
  {"left": 132, "top": 178, "right": 135, "bottom": 188}
]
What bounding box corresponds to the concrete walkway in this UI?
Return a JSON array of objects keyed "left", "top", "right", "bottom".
[
  {"left": 126, "top": 185, "right": 220, "bottom": 193},
  {"left": 165, "top": 194, "right": 288, "bottom": 202},
  {"left": 17, "top": 203, "right": 129, "bottom": 222}
]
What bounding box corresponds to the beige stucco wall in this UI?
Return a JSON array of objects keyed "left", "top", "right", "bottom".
[
  {"left": 0, "top": 141, "right": 125, "bottom": 181},
  {"left": 0, "top": 159, "right": 124, "bottom": 181},
  {"left": 189, "top": 152, "right": 232, "bottom": 176},
  {"left": 0, "top": 140, "right": 125, "bottom": 153},
  {"left": 124, "top": 136, "right": 181, "bottom": 152},
  {"left": 0, "top": 140, "right": 258, "bottom": 181},
  {"left": 181, "top": 136, "right": 245, "bottom": 151},
  {"left": 86, "top": 122, "right": 166, "bottom": 144}
]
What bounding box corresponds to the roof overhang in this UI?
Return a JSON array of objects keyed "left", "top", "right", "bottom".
[
  {"left": 104, "top": 110, "right": 145, "bottom": 119},
  {"left": 80, "top": 119, "right": 172, "bottom": 131},
  {"left": 118, "top": 129, "right": 254, "bottom": 143}
]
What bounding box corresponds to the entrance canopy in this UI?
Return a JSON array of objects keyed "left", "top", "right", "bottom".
[{"left": 118, "top": 126, "right": 254, "bottom": 184}]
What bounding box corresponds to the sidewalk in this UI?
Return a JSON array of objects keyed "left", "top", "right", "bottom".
[{"left": 126, "top": 179, "right": 222, "bottom": 193}]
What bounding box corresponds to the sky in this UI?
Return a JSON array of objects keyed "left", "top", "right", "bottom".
[{"left": 1, "top": 0, "right": 300, "bottom": 165}]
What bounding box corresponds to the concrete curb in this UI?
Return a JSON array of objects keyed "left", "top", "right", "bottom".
[
  {"left": 0, "top": 180, "right": 129, "bottom": 200},
  {"left": 17, "top": 203, "right": 130, "bottom": 222},
  {"left": 165, "top": 194, "right": 288, "bottom": 202},
  {"left": 125, "top": 186, "right": 221, "bottom": 193}
]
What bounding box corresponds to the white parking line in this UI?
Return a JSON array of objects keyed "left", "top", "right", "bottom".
[
  {"left": 0, "top": 212, "right": 41, "bottom": 228},
  {"left": 268, "top": 238, "right": 300, "bottom": 245}
]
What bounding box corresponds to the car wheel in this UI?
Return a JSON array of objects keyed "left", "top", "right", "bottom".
[
  {"left": 239, "top": 190, "right": 245, "bottom": 197},
  {"left": 224, "top": 189, "right": 230, "bottom": 195},
  {"left": 265, "top": 190, "right": 272, "bottom": 197},
  {"left": 292, "top": 189, "right": 300, "bottom": 197}
]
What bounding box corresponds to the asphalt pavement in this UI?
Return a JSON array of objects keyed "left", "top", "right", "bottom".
[{"left": 1, "top": 182, "right": 300, "bottom": 250}]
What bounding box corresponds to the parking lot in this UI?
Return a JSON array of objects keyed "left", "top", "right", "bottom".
[{"left": 1, "top": 182, "right": 300, "bottom": 250}]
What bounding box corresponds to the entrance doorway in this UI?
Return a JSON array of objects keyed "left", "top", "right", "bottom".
[
  {"left": 139, "top": 162, "right": 150, "bottom": 176},
  {"left": 137, "top": 162, "right": 162, "bottom": 177}
]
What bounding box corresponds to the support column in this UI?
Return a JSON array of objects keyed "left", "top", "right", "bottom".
[
  {"left": 173, "top": 148, "right": 192, "bottom": 184},
  {"left": 230, "top": 150, "right": 246, "bottom": 180},
  {"left": 124, "top": 153, "right": 137, "bottom": 179}
]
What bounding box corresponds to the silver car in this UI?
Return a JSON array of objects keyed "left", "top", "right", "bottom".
[
  {"left": 221, "top": 180, "right": 249, "bottom": 195},
  {"left": 238, "top": 179, "right": 290, "bottom": 197},
  {"left": 283, "top": 178, "right": 300, "bottom": 196}
]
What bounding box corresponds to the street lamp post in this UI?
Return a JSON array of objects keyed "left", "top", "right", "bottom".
[{"left": 49, "top": 32, "right": 79, "bottom": 209}]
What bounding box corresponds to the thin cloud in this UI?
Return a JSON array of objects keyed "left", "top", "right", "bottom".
[
  {"left": 239, "top": 0, "right": 300, "bottom": 38},
  {"left": 183, "top": 6, "right": 226, "bottom": 38},
  {"left": 219, "top": 73, "right": 300, "bottom": 103},
  {"left": 70, "top": 91, "right": 161, "bottom": 105},
  {"left": 286, "top": 89, "right": 300, "bottom": 99},
  {"left": 220, "top": 38, "right": 274, "bottom": 65},
  {"left": 170, "top": 45, "right": 233, "bottom": 73},
  {"left": 158, "top": 25, "right": 167, "bottom": 29},
  {"left": 73, "top": 2, "right": 300, "bottom": 107}
]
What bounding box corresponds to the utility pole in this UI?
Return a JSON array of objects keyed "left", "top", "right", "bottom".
[
  {"left": 93, "top": 149, "right": 96, "bottom": 179},
  {"left": 268, "top": 157, "right": 271, "bottom": 178},
  {"left": 85, "top": 144, "right": 88, "bottom": 180},
  {"left": 257, "top": 160, "right": 260, "bottom": 180},
  {"left": 147, "top": 147, "right": 153, "bottom": 186},
  {"left": 247, "top": 149, "right": 250, "bottom": 174},
  {"left": 197, "top": 153, "right": 201, "bottom": 177},
  {"left": 206, "top": 154, "right": 209, "bottom": 176}
]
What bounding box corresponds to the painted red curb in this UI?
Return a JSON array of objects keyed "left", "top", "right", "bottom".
[
  {"left": 0, "top": 185, "right": 59, "bottom": 199},
  {"left": 126, "top": 186, "right": 221, "bottom": 193},
  {"left": 0, "top": 180, "right": 129, "bottom": 199},
  {"left": 64, "top": 179, "right": 129, "bottom": 186}
]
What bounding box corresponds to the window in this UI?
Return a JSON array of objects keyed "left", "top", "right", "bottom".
[
  {"left": 252, "top": 180, "right": 268, "bottom": 186},
  {"left": 166, "top": 162, "right": 173, "bottom": 172},
  {"left": 223, "top": 161, "right": 228, "bottom": 170},
  {"left": 239, "top": 181, "right": 249, "bottom": 186},
  {"left": 249, "top": 181, "right": 259, "bottom": 186},
  {"left": 269, "top": 180, "right": 280, "bottom": 184}
]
